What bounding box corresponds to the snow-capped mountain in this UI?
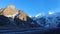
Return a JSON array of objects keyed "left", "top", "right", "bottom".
[
  {"left": 0, "top": 5, "right": 40, "bottom": 28},
  {"left": 32, "top": 12, "right": 60, "bottom": 28},
  {"left": 35, "top": 13, "right": 42, "bottom": 18}
]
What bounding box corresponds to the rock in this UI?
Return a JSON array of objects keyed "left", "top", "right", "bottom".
[
  {"left": 14, "top": 10, "right": 40, "bottom": 28},
  {"left": 0, "top": 5, "right": 39, "bottom": 28},
  {"left": 0, "top": 8, "right": 4, "bottom": 15},
  {"left": 16, "top": 10, "right": 27, "bottom": 21},
  {"left": 2, "top": 5, "right": 18, "bottom": 18},
  {"left": 0, "top": 15, "right": 9, "bottom": 26}
]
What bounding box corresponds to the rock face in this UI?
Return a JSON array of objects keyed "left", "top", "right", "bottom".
[
  {"left": 0, "top": 5, "right": 40, "bottom": 28},
  {"left": 16, "top": 10, "right": 27, "bottom": 21},
  {"left": 0, "top": 8, "right": 4, "bottom": 15},
  {"left": 14, "top": 10, "right": 40, "bottom": 28},
  {"left": 2, "top": 5, "right": 18, "bottom": 18}
]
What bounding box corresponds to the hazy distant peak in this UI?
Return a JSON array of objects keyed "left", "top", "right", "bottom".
[
  {"left": 35, "top": 13, "right": 42, "bottom": 17},
  {"left": 29, "top": 16, "right": 32, "bottom": 18},
  {"left": 48, "top": 11, "right": 55, "bottom": 15}
]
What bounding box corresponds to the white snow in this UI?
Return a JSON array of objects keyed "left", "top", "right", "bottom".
[
  {"left": 48, "top": 11, "right": 55, "bottom": 15},
  {"left": 29, "top": 16, "right": 32, "bottom": 18},
  {"left": 35, "top": 13, "right": 42, "bottom": 17}
]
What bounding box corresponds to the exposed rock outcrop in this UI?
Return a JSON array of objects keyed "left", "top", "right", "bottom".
[
  {"left": 2, "top": 5, "right": 18, "bottom": 18},
  {"left": 0, "top": 5, "right": 40, "bottom": 28},
  {"left": 16, "top": 10, "right": 27, "bottom": 21},
  {"left": 15, "top": 10, "right": 40, "bottom": 28},
  {"left": 0, "top": 8, "right": 4, "bottom": 15}
]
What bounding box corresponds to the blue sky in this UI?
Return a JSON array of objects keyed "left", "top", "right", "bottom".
[{"left": 0, "top": 0, "right": 60, "bottom": 16}]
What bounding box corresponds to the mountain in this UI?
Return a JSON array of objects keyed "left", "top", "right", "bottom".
[
  {"left": 16, "top": 10, "right": 27, "bottom": 21},
  {"left": 35, "top": 13, "right": 42, "bottom": 18},
  {"left": 33, "top": 12, "right": 60, "bottom": 28},
  {"left": 0, "top": 5, "right": 40, "bottom": 28},
  {"left": 0, "top": 15, "right": 9, "bottom": 26},
  {"left": 2, "top": 5, "right": 18, "bottom": 18},
  {"left": 14, "top": 10, "right": 40, "bottom": 28}
]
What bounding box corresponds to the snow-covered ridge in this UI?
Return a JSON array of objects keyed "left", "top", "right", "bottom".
[
  {"left": 32, "top": 11, "right": 60, "bottom": 28},
  {"left": 35, "top": 11, "right": 55, "bottom": 18},
  {"left": 35, "top": 13, "right": 42, "bottom": 17}
]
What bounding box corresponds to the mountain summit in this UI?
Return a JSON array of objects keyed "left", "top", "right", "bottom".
[
  {"left": 2, "top": 5, "right": 18, "bottom": 18},
  {"left": 16, "top": 10, "right": 27, "bottom": 21},
  {"left": 0, "top": 5, "right": 40, "bottom": 28}
]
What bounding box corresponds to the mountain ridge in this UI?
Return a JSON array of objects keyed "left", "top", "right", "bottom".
[{"left": 0, "top": 5, "right": 40, "bottom": 28}]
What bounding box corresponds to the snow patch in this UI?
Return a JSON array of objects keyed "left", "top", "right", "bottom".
[
  {"left": 48, "top": 11, "right": 55, "bottom": 15},
  {"left": 35, "top": 13, "right": 42, "bottom": 17}
]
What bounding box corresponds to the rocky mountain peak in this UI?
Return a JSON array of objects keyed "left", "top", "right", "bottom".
[
  {"left": 0, "top": 5, "right": 40, "bottom": 28},
  {"left": 2, "top": 5, "right": 18, "bottom": 18},
  {"left": 16, "top": 10, "right": 27, "bottom": 21},
  {"left": 7, "top": 5, "right": 16, "bottom": 9}
]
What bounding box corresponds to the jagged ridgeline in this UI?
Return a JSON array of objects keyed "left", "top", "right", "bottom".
[{"left": 0, "top": 5, "right": 40, "bottom": 28}]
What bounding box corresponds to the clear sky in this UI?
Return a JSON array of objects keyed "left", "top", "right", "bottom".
[{"left": 0, "top": 0, "right": 60, "bottom": 16}]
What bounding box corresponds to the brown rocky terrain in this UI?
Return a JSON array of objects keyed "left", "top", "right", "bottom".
[
  {"left": 0, "top": 8, "right": 4, "bottom": 15},
  {"left": 0, "top": 5, "right": 40, "bottom": 28},
  {"left": 2, "top": 5, "right": 18, "bottom": 18},
  {"left": 16, "top": 10, "right": 27, "bottom": 21}
]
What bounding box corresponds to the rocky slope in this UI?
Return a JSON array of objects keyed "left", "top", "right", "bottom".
[{"left": 0, "top": 5, "right": 40, "bottom": 28}]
